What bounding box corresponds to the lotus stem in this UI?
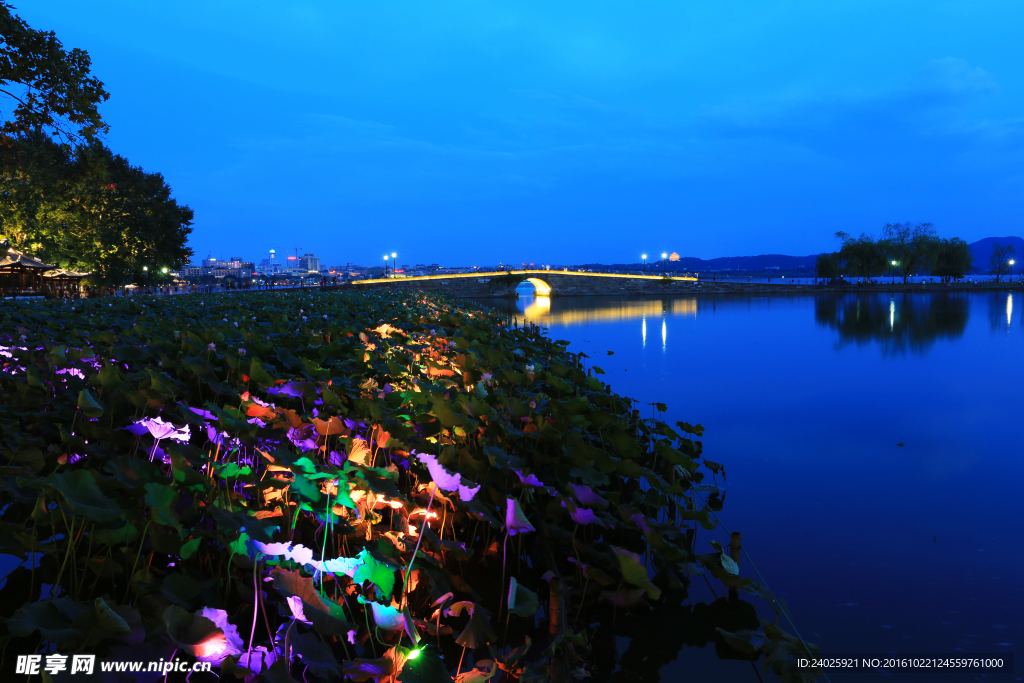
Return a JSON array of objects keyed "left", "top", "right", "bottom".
[{"left": 401, "top": 482, "right": 437, "bottom": 608}]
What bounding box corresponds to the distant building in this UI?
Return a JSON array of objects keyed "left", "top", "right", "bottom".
[{"left": 669, "top": 252, "right": 681, "bottom": 262}]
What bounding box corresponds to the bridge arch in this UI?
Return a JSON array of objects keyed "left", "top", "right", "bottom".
[{"left": 517, "top": 276, "right": 552, "bottom": 296}]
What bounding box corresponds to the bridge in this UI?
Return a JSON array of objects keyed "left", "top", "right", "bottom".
[{"left": 347, "top": 269, "right": 698, "bottom": 298}]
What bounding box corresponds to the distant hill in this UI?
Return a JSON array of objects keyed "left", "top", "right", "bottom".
[
  {"left": 599, "top": 253, "right": 817, "bottom": 273},
  {"left": 589, "top": 237, "right": 1023, "bottom": 275},
  {"left": 968, "top": 237, "right": 1024, "bottom": 272}
]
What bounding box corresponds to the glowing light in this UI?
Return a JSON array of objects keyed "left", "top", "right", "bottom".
[
  {"left": 408, "top": 524, "right": 418, "bottom": 535},
  {"left": 522, "top": 277, "right": 552, "bottom": 295},
  {"left": 1007, "top": 293, "right": 1013, "bottom": 326},
  {"left": 642, "top": 315, "right": 646, "bottom": 347},
  {"left": 409, "top": 509, "right": 439, "bottom": 519},
  {"left": 408, "top": 648, "right": 422, "bottom": 660},
  {"left": 523, "top": 295, "right": 551, "bottom": 320},
  {"left": 889, "top": 299, "right": 895, "bottom": 331},
  {"left": 193, "top": 632, "right": 228, "bottom": 659},
  {"left": 661, "top": 317, "right": 666, "bottom": 351}
]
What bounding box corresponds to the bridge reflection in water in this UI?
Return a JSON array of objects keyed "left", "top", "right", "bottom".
[
  {"left": 514, "top": 294, "right": 697, "bottom": 326},
  {"left": 482, "top": 291, "right": 699, "bottom": 354}
]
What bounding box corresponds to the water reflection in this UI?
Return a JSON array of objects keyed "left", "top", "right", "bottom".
[
  {"left": 506, "top": 296, "right": 697, "bottom": 326},
  {"left": 987, "top": 292, "right": 1016, "bottom": 331},
  {"left": 814, "top": 292, "right": 969, "bottom": 355},
  {"left": 469, "top": 290, "right": 1023, "bottom": 677}
]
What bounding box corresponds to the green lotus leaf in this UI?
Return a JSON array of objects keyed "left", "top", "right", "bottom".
[
  {"left": 247, "top": 358, "right": 275, "bottom": 386},
  {"left": 352, "top": 548, "right": 396, "bottom": 599},
  {"left": 612, "top": 546, "right": 662, "bottom": 600},
  {"left": 77, "top": 388, "right": 105, "bottom": 417},
  {"left": 507, "top": 577, "right": 540, "bottom": 618},
  {"left": 47, "top": 470, "right": 125, "bottom": 523},
  {"left": 291, "top": 631, "right": 341, "bottom": 678},
  {"left": 8, "top": 600, "right": 83, "bottom": 644},
  {"left": 180, "top": 537, "right": 201, "bottom": 560}
]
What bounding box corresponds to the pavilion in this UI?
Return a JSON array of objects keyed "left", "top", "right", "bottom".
[{"left": 0, "top": 240, "right": 89, "bottom": 297}]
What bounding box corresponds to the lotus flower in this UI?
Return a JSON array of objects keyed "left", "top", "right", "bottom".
[{"left": 505, "top": 498, "right": 534, "bottom": 535}]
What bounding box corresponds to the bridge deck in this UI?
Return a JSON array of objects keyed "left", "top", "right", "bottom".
[{"left": 349, "top": 269, "right": 697, "bottom": 286}]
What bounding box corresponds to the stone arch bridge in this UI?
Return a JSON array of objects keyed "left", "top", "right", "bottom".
[{"left": 347, "top": 270, "right": 698, "bottom": 298}]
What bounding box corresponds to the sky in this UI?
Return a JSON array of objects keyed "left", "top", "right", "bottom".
[{"left": 19, "top": 1, "right": 1024, "bottom": 267}]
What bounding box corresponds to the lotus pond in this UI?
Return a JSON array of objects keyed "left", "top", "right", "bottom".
[{"left": 0, "top": 291, "right": 812, "bottom": 683}]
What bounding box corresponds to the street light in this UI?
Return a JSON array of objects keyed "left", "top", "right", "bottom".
[
  {"left": 392, "top": 252, "right": 397, "bottom": 276},
  {"left": 383, "top": 255, "right": 389, "bottom": 277},
  {"left": 890, "top": 260, "right": 897, "bottom": 285},
  {"left": 661, "top": 252, "right": 668, "bottom": 274},
  {"left": 1010, "top": 259, "right": 1016, "bottom": 281},
  {"left": 161, "top": 267, "right": 168, "bottom": 274},
  {"left": 642, "top": 253, "right": 647, "bottom": 272}
]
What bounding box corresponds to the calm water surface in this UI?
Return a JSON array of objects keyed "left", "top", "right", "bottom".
[{"left": 482, "top": 290, "right": 1023, "bottom": 683}]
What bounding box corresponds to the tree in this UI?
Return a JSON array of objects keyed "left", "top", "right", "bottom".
[
  {"left": 882, "top": 222, "right": 939, "bottom": 284},
  {"left": 0, "top": 136, "right": 193, "bottom": 285},
  {"left": 988, "top": 242, "right": 1016, "bottom": 283},
  {"left": 932, "top": 238, "right": 973, "bottom": 283},
  {"left": 0, "top": 3, "right": 109, "bottom": 143},
  {"left": 835, "top": 231, "right": 887, "bottom": 280},
  {"left": 815, "top": 252, "right": 842, "bottom": 281}
]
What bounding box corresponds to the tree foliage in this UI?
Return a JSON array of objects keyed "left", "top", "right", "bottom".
[
  {"left": 0, "top": 135, "right": 193, "bottom": 284},
  {"left": 882, "top": 222, "right": 939, "bottom": 284},
  {"left": 835, "top": 232, "right": 888, "bottom": 279},
  {"left": 0, "top": 2, "right": 109, "bottom": 142},
  {"left": 932, "top": 238, "right": 974, "bottom": 283},
  {"left": 814, "top": 252, "right": 841, "bottom": 281},
  {"left": 988, "top": 241, "right": 1016, "bottom": 283}
]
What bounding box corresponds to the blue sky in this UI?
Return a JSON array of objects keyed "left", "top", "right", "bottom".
[{"left": 21, "top": 1, "right": 1024, "bottom": 266}]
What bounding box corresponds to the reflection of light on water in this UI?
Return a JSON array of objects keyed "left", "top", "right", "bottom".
[
  {"left": 522, "top": 295, "right": 550, "bottom": 321},
  {"left": 889, "top": 299, "right": 895, "bottom": 331},
  {"left": 672, "top": 299, "right": 697, "bottom": 317},
  {"left": 1007, "top": 293, "right": 1013, "bottom": 327},
  {"left": 661, "top": 316, "right": 667, "bottom": 351},
  {"left": 518, "top": 298, "right": 697, "bottom": 326},
  {"left": 642, "top": 315, "right": 646, "bottom": 348}
]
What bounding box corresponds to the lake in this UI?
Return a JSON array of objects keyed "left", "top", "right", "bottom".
[{"left": 481, "top": 289, "right": 1023, "bottom": 683}]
